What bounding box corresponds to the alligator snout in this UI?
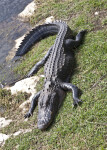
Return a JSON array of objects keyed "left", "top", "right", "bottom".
[{"left": 37, "top": 110, "right": 52, "bottom": 130}]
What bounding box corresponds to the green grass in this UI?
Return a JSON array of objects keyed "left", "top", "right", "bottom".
[
  {"left": 0, "top": 89, "right": 30, "bottom": 118},
  {"left": 0, "top": 0, "right": 107, "bottom": 149}
]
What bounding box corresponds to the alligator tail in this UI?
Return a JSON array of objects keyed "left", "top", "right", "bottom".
[{"left": 15, "top": 24, "right": 59, "bottom": 56}]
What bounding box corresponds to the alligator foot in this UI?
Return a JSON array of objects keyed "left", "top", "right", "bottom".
[
  {"left": 60, "top": 82, "right": 83, "bottom": 107},
  {"left": 24, "top": 112, "right": 32, "bottom": 118},
  {"left": 73, "top": 98, "right": 82, "bottom": 107}
]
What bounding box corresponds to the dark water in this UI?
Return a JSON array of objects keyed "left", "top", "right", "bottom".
[{"left": 0, "top": 0, "right": 33, "bottom": 87}]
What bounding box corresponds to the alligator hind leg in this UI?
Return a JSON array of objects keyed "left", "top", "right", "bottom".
[
  {"left": 27, "top": 46, "right": 52, "bottom": 77},
  {"left": 60, "top": 83, "right": 82, "bottom": 106},
  {"left": 75, "top": 30, "right": 87, "bottom": 46},
  {"left": 24, "top": 91, "right": 41, "bottom": 118},
  {"left": 64, "top": 30, "right": 87, "bottom": 49}
]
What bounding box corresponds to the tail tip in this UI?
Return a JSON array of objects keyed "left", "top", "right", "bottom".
[{"left": 11, "top": 56, "right": 21, "bottom": 62}]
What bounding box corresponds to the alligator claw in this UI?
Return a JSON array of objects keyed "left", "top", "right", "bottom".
[
  {"left": 80, "top": 29, "right": 88, "bottom": 34},
  {"left": 24, "top": 74, "right": 32, "bottom": 78},
  {"left": 73, "top": 99, "right": 82, "bottom": 107},
  {"left": 24, "top": 112, "right": 32, "bottom": 118}
]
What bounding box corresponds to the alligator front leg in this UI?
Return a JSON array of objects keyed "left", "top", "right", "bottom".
[
  {"left": 24, "top": 91, "right": 41, "bottom": 118},
  {"left": 60, "top": 83, "right": 82, "bottom": 106},
  {"left": 27, "top": 46, "right": 52, "bottom": 77}
]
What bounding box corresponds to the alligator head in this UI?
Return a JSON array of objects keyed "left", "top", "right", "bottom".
[{"left": 37, "top": 81, "right": 65, "bottom": 130}]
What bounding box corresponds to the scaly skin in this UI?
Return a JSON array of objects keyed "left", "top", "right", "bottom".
[{"left": 15, "top": 20, "right": 87, "bottom": 130}]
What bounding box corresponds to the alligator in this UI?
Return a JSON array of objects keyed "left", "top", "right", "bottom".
[{"left": 14, "top": 20, "right": 87, "bottom": 130}]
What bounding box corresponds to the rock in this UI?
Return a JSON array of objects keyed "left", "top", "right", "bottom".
[
  {"left": 5, "top": 76, "right": 40, "bottom": 114},
  {"left": 0, "top": 133, "right": 10, "bottom": 146},
  {"left": 0, "top": 128, "right": 32, "bottom": 146},
  {"left": 14, "top": 35, "right": 26, "bottom": 49},
  {"left": 13, "top": 129, "right": 32, "bottom": 137},
  {"left": 95, "top": 12, "right": 99, "bottom": 15},
  {"left": 0, "top": 118, "right": 12, "bottom": 129},
  {"left": 45, "top": 16, "right": 55, "bottom": 23},
  {"left": 19, "top": 98, "right": 32, "bottom": 114},
  {"left": 18, "top": 1, "right": 37, "bottom": 20},
  {"left": 39, "top": 74, "right": 45, "bottom": 78},
  {"left": 19, "top": 99, "right": 31, "bottom": 109},
  {"left": 6, "top": 76, "right": 39, "bottom": 95}
]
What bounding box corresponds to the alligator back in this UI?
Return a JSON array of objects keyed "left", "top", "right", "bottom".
[{"left": 44, "top": 21, "right": 73, "bottom": 81}]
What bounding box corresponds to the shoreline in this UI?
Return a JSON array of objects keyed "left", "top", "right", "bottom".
[{"left": 0, "top": 1, "right": 36, "bottom": 87}]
